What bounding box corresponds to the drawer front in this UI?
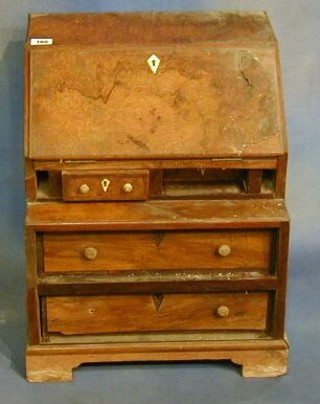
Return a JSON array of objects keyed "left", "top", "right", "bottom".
[
  {"left": 62, "top": 170, "right": 149, "bottom": 201},
  {"left": 45, "top": 292, "right": 269, "bottom": 335},
  {"left": 43, "top": 230, "right": 273, "bottom": 273}
]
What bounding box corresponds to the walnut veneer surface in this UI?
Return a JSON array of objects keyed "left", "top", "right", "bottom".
[{"left": 25, "top": 11, "right": 289, "bottom": 382}]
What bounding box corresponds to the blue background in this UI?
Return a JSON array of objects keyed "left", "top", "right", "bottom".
[{"left": 0, "top": 1, "right": 319, "bottom": 403}]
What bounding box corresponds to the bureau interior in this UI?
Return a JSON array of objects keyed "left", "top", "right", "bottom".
[
  {"left": 162, "top": 168, "right": 275, "bottom": 197},
  {"left": 35, "top": 166, "right": 276, "bottom": 201}
]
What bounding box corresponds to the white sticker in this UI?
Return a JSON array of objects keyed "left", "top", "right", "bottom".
[{"left": 30, "top": 38, "right": 53, "bottom": 46}]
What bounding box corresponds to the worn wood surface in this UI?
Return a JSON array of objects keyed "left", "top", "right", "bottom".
[
  {"left": 33, "top": 165, "right": 278, "bottom": 201},
  {"left": 25, "top": 228, "right": 42, "bottom": 344},
  {"left": 275, "top": 154, "right": 288, "bottom": 198},
  {"left": 27, "top": 12, "right": 277, "bottom": 46},
  {"left": 46, "top": 330, "right": 270, "bottom": 344},
  {"left": 43, "top": 230, "right": 272, "bottom": 273},
  {"left": 37, "top": 277, "right": 278, "bottom": 298},
  {"left": 34, "top": 158, "right": 278, "bottom": 171},
  {"left": 247, "top": 170, "right": 263, "bottom": 194},
  {"left": 62, "top": 169, "right": 149, "bottom": 201},
  {"left": 25, "top": 159, "right": 37, "bottom": 201},
  {"left": 272, "top": 222, "right": 290, "bottom": 338},
  {"left": 162, "top": 168, "right": 246, "bottom": 197},
  {"left": 30, "top": 158, "right": 278, "bottom": 201},
  {"left": 24, "top": 11, "right": 289, "bottom": 381},
  {"left": 45, "top": 292, "right": 269, "bottom": 335},
  {"left": 25, "top": 12, "right": 286, "bottom": 160},
  {"left": 27, "top": 46, "right": 283, "bottom": 159},
  {"left": 26, "top": 338, "right": 289, "bottom": 382},
  {"left": 26, "top": 199, "right": 289, "bottom": 231}
]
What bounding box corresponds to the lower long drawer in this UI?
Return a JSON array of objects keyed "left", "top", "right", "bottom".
[{"left": 45, "top": 292, "right": 269, "bottom": 335}]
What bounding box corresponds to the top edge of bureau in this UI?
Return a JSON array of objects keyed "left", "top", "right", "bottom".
[{"left": 26, "top": 11, "right": 278, "bottom": 47}]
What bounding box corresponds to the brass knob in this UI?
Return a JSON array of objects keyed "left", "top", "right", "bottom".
[
  {"left": 216, "top": 306, "right": 230, "bottom": 318},
  {"left": 218, "top": 244, "right": 232, "bottom": 257},
  {"left": 79, "top": 184, "right": 90, "bottom": 194},
  {"left": 123, "top": 183, "right": 133, "bottom": 193},
  {"left": 84, "top": 247, "right": 98, "bottom": 260}
]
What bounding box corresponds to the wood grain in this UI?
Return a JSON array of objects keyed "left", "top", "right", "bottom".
[
  {"left": 37, "top": 272, "right": 278, "bottom": 299},
  {"left": 25, "top": 159, "right": 37, "bottom": 201},
  {"left": 62, "top": 169, "right": 149, "bottom": 201},
  {"left": 25, "top": 228, "right": 42, "bottom": 344},
  {"left": 43, "top": 230, "right": 272, "bottom": 273},
  {"left": 247, "top": 170, "right": 263, "bottom": 194},
  {"left": 34, "top": 158, "right": 278, "bottom": 171},
  {"left": 275, "top": 154, "right": 288, "bottom": 198},
  {"left": 273, "top": 222, "right": 290, "bottom": 338},
  {"left": 26, "top": 199, "right": 289, "bottom": 232},
  {"left": 24, "top": 11, "right": 290, "bottom": 381},
  {"left": 26, "top": 338, "right": 289, "bottom": 382},
  {"left": 45, "top": 292, "right": 269, "bottom": 335},
  {"left": 27, "top": 12, "right": 277, "bottom": 46},
  {"left": 28, "top": 46, "right": 283, "bottom": 159}
]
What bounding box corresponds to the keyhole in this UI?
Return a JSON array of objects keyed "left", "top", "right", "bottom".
[
  {"left": 101, "top": 178, "right": 111, "bottom": 192},
  {"left": 147, "top": 54, "right": 160, "bottom": 74}
]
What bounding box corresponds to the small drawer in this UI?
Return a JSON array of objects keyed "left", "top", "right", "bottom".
[
  {"left": 43, "top": 230, "right": 273, "bottom": 273},
  {"left": 62, "top": 170, "right": 149, "bottom": 201},
  {"left": 45, "top": 292, "right": 269, "bottom": 335}
]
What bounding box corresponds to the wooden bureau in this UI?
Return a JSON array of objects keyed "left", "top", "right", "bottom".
[{"left": 24, "top": 11, "right": 290, "bottom": 381}]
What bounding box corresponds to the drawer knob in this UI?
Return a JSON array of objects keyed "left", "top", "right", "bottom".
[
  {"left": 218, "top": 244, "right": 232, "bottom": 257},
  {"left": 84, "top": 247, "right": 98, "bottom": 260},
  {"left": 123, "top": 183, "right": 133, "bottom": 193},
  {"left": 79, "top": 184, "right": 90, "bottom": 194},
  {"left": 216, "top": 305, "right": 230, "bottom": 318}
]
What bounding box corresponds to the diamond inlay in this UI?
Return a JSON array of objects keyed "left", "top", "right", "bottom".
[{"left": 147, "top": 54, "right": 161, "bottom": 74}]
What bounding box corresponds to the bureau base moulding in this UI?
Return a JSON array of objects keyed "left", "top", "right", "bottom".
[{"left": 26, "top": 339, "right": 289, "bottom": 382}]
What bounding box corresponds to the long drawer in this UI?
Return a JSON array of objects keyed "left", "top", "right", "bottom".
[
  {"left": 43, "top": 230, "right": 273, "bottom": 273},
  {"left": 45, "top": 292, "right": 269, "bottom": 335}
]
